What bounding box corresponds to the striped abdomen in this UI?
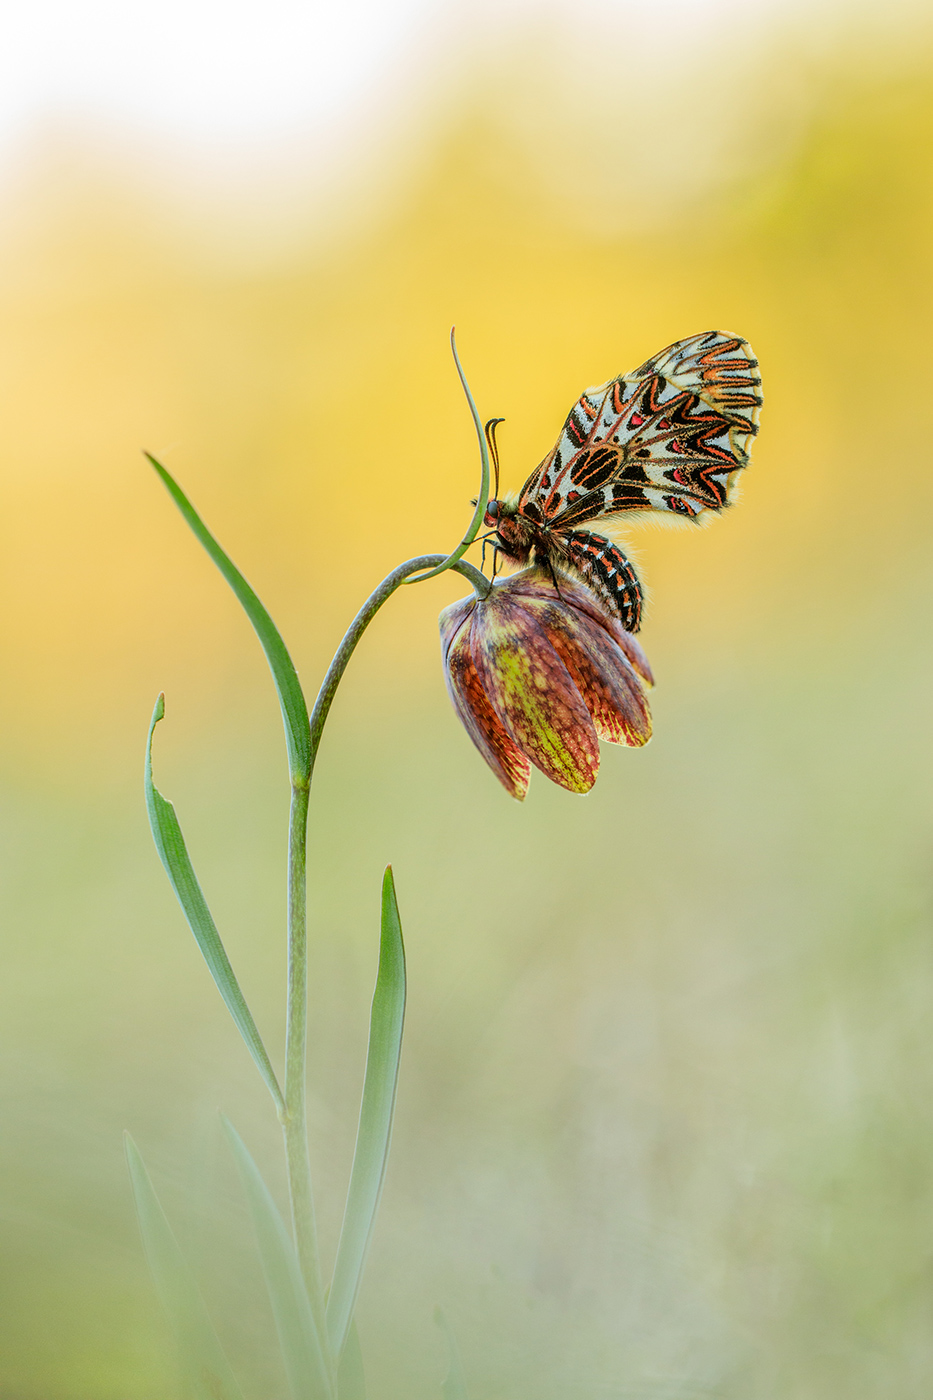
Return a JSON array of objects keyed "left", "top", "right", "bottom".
[{"left": 556, "top": 530, "right": 643, "bottom": 633}]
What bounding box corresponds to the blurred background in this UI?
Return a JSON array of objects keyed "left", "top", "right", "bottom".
[{"left": 1, "top": 0, "right": 933, "bottom": 1395}]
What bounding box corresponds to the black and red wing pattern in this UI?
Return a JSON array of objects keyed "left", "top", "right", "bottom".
[{"left": 517, "top": 331, "right": 761, "bottom": 529}]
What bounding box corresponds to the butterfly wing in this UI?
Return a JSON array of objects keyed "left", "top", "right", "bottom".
[{"left": 517, "top": 331, "right": 761, "bottom": 529}]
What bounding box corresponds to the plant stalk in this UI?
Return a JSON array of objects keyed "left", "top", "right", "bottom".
[
  {"left": 280, "top": 551, "right": 488, "bottom": 1364},
  {"left": 282, "top": 776, "right": 329, "bottom": 1356},
  {"left": 309, "top": 554, "right": 490, "bottom": 772}
]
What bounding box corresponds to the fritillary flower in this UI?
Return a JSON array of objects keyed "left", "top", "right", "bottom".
[{"left": 439, "top": 567, "right": 653, "bottom": 799}]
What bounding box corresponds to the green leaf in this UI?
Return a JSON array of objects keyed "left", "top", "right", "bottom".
[
  {"left": 326, "top": 867, "right": 407, "bottom": 1360},
  {"left": 222, "top": 1116, "right": 334, "bottom": 1400},
  {"left": 124, "top": 1133, "right": 245, "bottom": 1400},
  {"left": 434, "top": 1308, "right": 471, "bottom": 1400},
  {"left": 145, "top": 694, "right": 285, "bottom": 1115},
  {"left": 405, "top": 330, "right": 490, "bottom": 584},
  {"left": 146, "top": 453, "right": 311, "bottom": 783},
  {"left": 336, "top": 1320, "right": 366, "bottom": 1400}
]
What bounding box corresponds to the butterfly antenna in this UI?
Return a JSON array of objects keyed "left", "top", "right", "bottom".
[{"left": 484, "top": 417, "right": 505, "bottom": 500}]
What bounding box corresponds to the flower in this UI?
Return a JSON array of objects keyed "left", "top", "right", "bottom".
[{"left": 439, "top": 567, "right": 653, "bottom": 799}]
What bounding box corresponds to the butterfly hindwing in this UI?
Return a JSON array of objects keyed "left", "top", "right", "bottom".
[{"left": 518, "top": 331, "right": 761, "bottom": 528}]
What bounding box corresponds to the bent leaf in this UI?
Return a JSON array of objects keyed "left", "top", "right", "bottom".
[
  {"left": 223, "top": 1116, "right": 334, "bottom": 1400},
  {"left": 124, "top": 1133, "right": 245, "bottom": 1400},
  {"left": 145, "top": 695, "right": 284, "bottom": 1115},
  {"left": 147, "top": 453, "right": 311, "bottom": 783},
  {"left": 327, "top": 867, "right": 407, "bottom": 1359}
]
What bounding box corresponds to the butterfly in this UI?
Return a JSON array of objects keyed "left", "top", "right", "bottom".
[{"left": 482, "top": 331, "right": 762, "bottom": 633}]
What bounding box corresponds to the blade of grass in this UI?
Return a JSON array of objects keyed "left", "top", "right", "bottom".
[
  {"left": 326, "top": 867, "right": 407, "bottom": 1360},
  {"left": 434, "top": 1308, "right": 471, "bottom": 1400},
  {"left": 336, "top": 1320, "right": 366, "bottom": 1400},
  {"left": 146, "top": 453, "right": 311, "bottom": 783},
  {"left": 124, "top": 1133, "right": 245, "bottom": 1400},
  {"left": 222, "top": 1116, "right": 334, "bottom": 1400},
  {"left": 147, "top": 452, "right": 324, "bottom": 1332},
  {"left": 145, "top": 694, "right": 285, "bottom": 1116}
]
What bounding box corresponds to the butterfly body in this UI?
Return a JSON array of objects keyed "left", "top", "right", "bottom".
[{"left": 483, "top": 331, "right": 762, "bottom": 633}]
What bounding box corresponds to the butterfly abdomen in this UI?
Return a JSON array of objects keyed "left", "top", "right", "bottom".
[{"left": 558, "top": 530, "right": 643, "bottom": 633}]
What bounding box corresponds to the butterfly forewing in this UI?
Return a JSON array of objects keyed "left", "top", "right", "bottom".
[{"left": 518, "top": 331, "right": 761, "bottom": 528}]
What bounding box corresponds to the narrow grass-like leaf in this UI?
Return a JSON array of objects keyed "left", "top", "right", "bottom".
[
  {"left": 146, "top": 453, "right": 311, "bottom": 782},
  {"left": 125, "top": 1133, "right": 245, "bottom": 1400},
  {"left": 434, "top": 1308, "right": 471, "bottom": 1400},
  {"left": 404, "top": 330, "right": 490, "bottom": 584},
  {"left": 222, "top": 1116, "right": 334, "bottom": 1400},
  {"left": 336, "top": 1320, "right": 366, "bottom": 1400},
  {"left": 327, "top": 867, "right": 407, "bottom": 1359},
  {"left": 145, "top": 695, "right": 285, "bottom": 1115}
]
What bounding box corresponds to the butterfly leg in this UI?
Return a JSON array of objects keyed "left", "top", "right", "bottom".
[
  {"left": 479, "top": 533, "right": 497, "bottom": 579},
  {"left": 478, "top": 530, "right": 500, "bottom": 575},
  {"left": 559, "top": 530, "right": 643, "bottom": 632},
  {"left": 536, "top": 548, "right": 566, "bottom": 602}
]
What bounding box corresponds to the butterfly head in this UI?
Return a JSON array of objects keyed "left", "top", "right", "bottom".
[
  {"left": 483, "top": 493, "right": 522, "bottom": 527},
  {"left": 483, "top": 496, "right": 533, "bottom": 564}
]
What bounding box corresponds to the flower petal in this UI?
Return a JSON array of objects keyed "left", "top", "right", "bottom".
[
  {"left": 439, "top": 596, "right": 475, "bottom": 660},
  {"left": 471, "top": 599, "right": 600, "bottom": 794},
  {"left": 440, "top": 603, "right": 530, "bottom": 800},
  {"left": 505, "top": 568, "right": 654, "bottom": 685},
  {"left": 529, "top": 596, "right": 652, "bottom": 747}
]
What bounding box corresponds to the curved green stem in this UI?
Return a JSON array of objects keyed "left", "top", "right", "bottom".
[
  {"left": 285, "top": 551, "right": 487, "bottom": 1341},
  {"left": 402, "top": 330, "right": 492, "bottom": 585},
  {"left": 308, "top": 554, "right": 490, "bottom": 773}
]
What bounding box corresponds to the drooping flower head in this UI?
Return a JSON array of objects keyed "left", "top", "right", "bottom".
[{"left": 440, "top": 567, "right": 653, "bottom": 799}]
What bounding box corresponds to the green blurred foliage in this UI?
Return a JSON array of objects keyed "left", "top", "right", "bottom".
[{"left": 1, "top": 17, "right": 933, "bottom": 1399}]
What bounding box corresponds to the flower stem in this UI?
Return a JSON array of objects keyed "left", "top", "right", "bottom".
[
  {"left": 309, "top": 554, "right": 490, "bottom": 770},
  {"left": 282, "top": 775, "right": 330, "bottom": 1354},
  {"left": 280, "top": 550, "right": 488, "bottom": 1362},
  {"left": 278, "top": 343, "right": 491, "bottom": 1321}
]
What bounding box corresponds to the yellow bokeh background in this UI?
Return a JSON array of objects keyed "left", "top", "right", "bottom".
[{"left": 2, "top": 13, "right": 933, "bottom": 1398}]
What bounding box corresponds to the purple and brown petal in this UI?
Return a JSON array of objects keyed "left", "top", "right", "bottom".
[
  {"left": 441, "top": 598, "right": 531, "bottom": 799},
  {"left": 440, "top": 566, "right": 654, "bottom": 799},
  {"left": 471, "top": 596, "right": 600, "bottom": 794},
  {"left": 506, "top": 569, "right": 654, "bottom": 686},
  {"left": 444, "top": 626, "right": 532, "bottom": 800},
  {"left": 529, "top": 597, "right": 651, "bottom": 747}
]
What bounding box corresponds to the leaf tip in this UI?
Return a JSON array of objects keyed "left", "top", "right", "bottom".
[
  {"left": 123, "top": 1130, "right": 142, "bottom": 1175},
  {"left": 147, "top": 694, "right": 166, "bottom": 758},
  {"left": 219, "top": 1114, "right": 246, "bottom": 1160}
]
